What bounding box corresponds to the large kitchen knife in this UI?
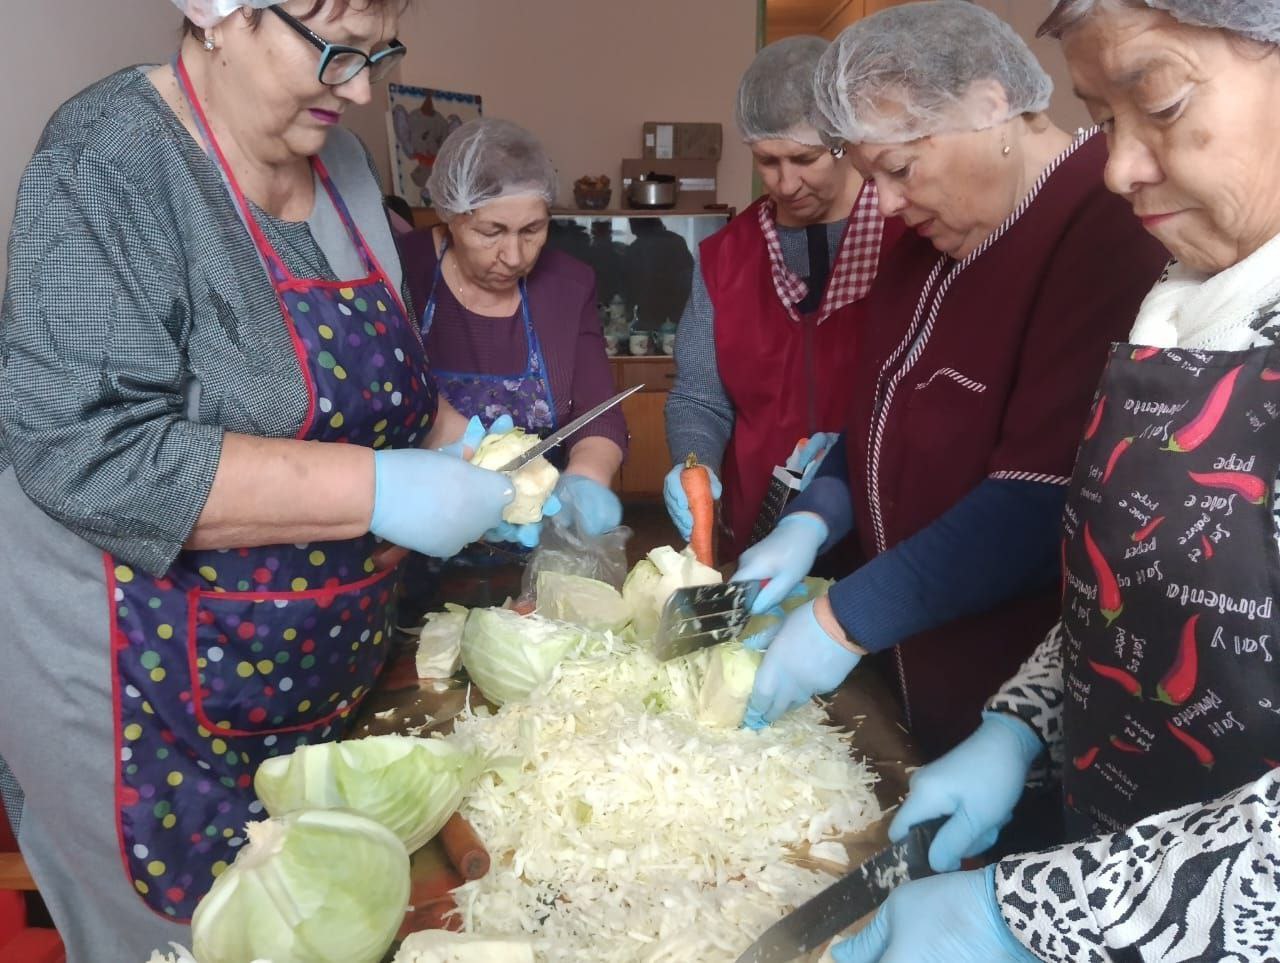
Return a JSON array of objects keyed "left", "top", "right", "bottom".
[
  {"left": 733, "top": 817, "right": 946, "bottom": 963},
  {"left": 496, "top": 384, "right": 644, "bottom": 473}
]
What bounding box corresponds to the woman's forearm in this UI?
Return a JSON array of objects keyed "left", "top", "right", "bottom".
[
  {"left": 186, "top": 433, "right": 374, "bottom": 550},
  {"left": 565, "top": 436, "right": 624, "bottom": 487}
]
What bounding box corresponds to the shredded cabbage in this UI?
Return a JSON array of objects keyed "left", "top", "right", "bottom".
[
  {"left": 253, "top": 734, "right": 484, "bottom": 854},
  {"left": 191, "top": 809, "right": 409, "bottom": 963},
  {"left": 416, "top": 603, "right": 468, "bottom": 678},
  {"left": 393, "top": 930, "right": 537, "bottom": 962},
  {"left": 535, "top": 571, "right": 631, "bottom": 634},
  {"left": 469, "top": 429, "right": 560, "bottom": 524},
  {"left": 434, "top": 641, "right": 881, "bottom": 961},
  {"left": 460, "top": 607, "right": 597, "bottom": 706}
]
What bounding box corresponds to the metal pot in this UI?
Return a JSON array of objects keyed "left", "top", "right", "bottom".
[{"left": 627, "top": 172, "right": 678, "bottom": 209}]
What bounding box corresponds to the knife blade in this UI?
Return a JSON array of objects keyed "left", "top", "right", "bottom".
[
  {"left": 496, "top": 384, "right": 644, "bottom": 473},
  {"left": 733, "top": 817, "right": 945, "bottom": 963}
]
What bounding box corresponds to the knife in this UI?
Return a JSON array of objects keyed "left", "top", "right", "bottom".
[
  {"left": 733, "top": 817, "right": 945, "bottom": 963},
  {"left": 496, "top": 384, "right": 644, "bottom": 473}
]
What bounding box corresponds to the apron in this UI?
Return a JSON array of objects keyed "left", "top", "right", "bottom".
[
  {"left": 1060, "top": 342, "right": 1280, "bottom": 838},
  {"left": 421, "top": 237, "right": 559, "bottom": 438},
  {"left": 706, "top": 195, "right": 894, "bottom": 560},
  {"left": 106, "top": 57, "right": 437, "bottom": 920},
  {"left": 420, "top": 239, "right": 559, "bottom": 568}
]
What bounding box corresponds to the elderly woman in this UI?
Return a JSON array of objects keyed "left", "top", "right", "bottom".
[
  {"left": 842, "top": 2, "right": 1280, "bottom": 961},
  {"left": 662, "top": 36, "right": 900, "bottom": 560},
  {"left": 737, "top": 1, "right": 1168, "bottom": 757},
  {"left": 0, "top": 0, "right": 523, "bottom": 957},
  {"left": 398, "top": 119, "right": 627, "bottom": 542}
]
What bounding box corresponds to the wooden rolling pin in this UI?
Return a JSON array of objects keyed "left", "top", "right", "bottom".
[{"left": 439, "top": 811, "right": 491, "bottom": 880}]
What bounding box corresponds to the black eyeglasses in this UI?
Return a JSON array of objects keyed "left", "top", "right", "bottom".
[{"left": 270, "top": 6, "right": 406, "bottom": 87}]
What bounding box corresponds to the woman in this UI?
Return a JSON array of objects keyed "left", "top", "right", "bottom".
[
  {"left": 844, "top": 3, "right": 1280, "bottom": 961},
  {"left": 663, "top": 35, "right": 899, "bottom": 561},
  {"left": 737, "top": 1, "right": 1170, "bottom": 759},
  {"left": 0, "top": 1, "right": 517, "bottom": 958},
  {"left": 398, "top": 119, "right": 627, "bottom": 543}
]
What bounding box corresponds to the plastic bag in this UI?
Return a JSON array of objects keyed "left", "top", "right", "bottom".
[{"left": 520, "top": 514, "right": 632, "bottom": 600}]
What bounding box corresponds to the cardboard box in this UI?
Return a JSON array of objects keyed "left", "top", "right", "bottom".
[
  {"left": 620, "top": 158, "right": 719, "bottom": 210},
  {"left": 642, "top": 122, "right": 723, "bottom": 161}
]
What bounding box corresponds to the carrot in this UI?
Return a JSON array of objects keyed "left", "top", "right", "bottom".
[
  {"left": 440, "top": 811, "right": 491, "bottom": 881},
  {"left": 681, "top": 452, "right": 716, "bottom": 568}
]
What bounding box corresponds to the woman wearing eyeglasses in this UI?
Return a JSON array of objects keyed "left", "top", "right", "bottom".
[{"left": 0, "top": 0, "right": 520, "bottom": 957}]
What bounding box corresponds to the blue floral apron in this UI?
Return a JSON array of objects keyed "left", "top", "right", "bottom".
[{"left": 105, "top": 57, "right": 436, "bottom": 921}]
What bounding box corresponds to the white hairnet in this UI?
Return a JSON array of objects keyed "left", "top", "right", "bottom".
[
  {"left": 1043, "top": 0, "right": 1280, "bottom": 45},
  {"left": 736, "top": 35, "right": 830, "bottom": 146},
  {"left": 170, "top": 0, "right": 282, "bottom": 30},
  {"left": 426, "top": 119, "right": 558, "bottom": 221},
  {"left": 814, "top": 0, "right": 1053, "bottom": 145}
]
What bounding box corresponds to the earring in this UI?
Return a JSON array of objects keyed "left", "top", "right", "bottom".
[
  {"left": 1001, "top": 143, "right": 1011, "bottom": 156},
  {"left": 203, "top": 32, "right": 216, "bottom": 51}
]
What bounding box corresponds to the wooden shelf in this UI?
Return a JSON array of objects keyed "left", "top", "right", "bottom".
[{"left": 0, "top": 852, "right": 37, "bottom": 891}]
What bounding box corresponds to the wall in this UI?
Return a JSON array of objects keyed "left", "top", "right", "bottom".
[
  {"left": 380, "top": 0, "right": 759, "bottom": 213},
  {"left": 0, "top": 0, "right": 181, "bottom": 286}
]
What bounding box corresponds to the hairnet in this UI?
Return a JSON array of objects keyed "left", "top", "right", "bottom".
[
  {"left": 736, "top": 35, "right": 831, "bottom": 146},
  {"left": 1042, "top": 0, "right": 1280, "bottom": 45},
  {"left": 170, "top": 0, "right": 282, "bottom": 30},
  {"left": 814, "top": 0, "right": 1053, "bottom": 145},
  {"left": 426, "top": 119, "right": 558, "bottom": 220}
]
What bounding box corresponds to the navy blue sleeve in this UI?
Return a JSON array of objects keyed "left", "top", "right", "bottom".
[
  {"left": 783, "top": 433, "right": 853, "bottom": 551},
  {"left": 829, "top": 478, "right": 1066, "bottom": 653}
]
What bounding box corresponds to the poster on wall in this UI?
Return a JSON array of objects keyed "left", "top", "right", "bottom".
[{"left": 386, "top": 83, "right": 483, "bottom": 208}]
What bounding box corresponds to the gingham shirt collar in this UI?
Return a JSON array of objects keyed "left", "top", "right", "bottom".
[{"left": 758, "top": 180, "right": 885, "bottom": 324}]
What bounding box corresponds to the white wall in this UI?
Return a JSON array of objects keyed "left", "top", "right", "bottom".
[
  {"left": 384, "top": 0, "right": 760, "bottom": 213},
  {"left": 0, "top": 1, "right": 183, "bottom": 287}
]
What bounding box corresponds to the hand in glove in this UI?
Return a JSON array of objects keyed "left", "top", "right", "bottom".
[
  {"left": 554, "top": 474, "right": 623, "bottom": 536},
  {"left": 889, "top": 712, "right": 1043, "bottom": 872},
  {"left": 742, "top": 599, "right": 861, "bottom": 728},
  {"left": 831, "top": 867, "right": 1038, "bottom": 963},
  {"left": 369, "top": 448, "right": 513, "bottom": 559},
  {"left": 663, "top": 461, "right": 721, "bottom": 540},
  {"left": 733, "top": 513, "right": 829, "bottom": 614},
  {"left": 436, "top": 414, "right": 488, "bottom": 459}
]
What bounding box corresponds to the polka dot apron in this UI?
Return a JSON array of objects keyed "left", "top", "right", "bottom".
[{"left": 104, "top": 57, "right": 437, "bottom": 921}]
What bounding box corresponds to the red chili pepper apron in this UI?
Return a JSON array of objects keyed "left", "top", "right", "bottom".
[
  {"left": 1060, "top": 342, "right": 1280, "bottom": 838},
  {"left": 106, "top": 58, "right": 437, "bottom": 920}
]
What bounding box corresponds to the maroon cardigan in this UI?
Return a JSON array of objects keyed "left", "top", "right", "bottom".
[
  {"left": 397, "top": 230, "right": 628, "bottom": 455},
  {"left": 846, "top": 134, "right": 1170, "bottom": 756}
]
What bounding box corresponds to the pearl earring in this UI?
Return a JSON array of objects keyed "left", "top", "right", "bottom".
[
  {"left": 1002, "top": 144, "right": 1011, "bottom": 156},
  {"left": 203, "top": 33, "right": 216, "bottom": 51}
]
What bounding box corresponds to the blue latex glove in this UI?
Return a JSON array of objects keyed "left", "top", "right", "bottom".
[
  {"left": 483, "top": 492, "right": 562, "bottom": 548},
  {"left": 662, "top": 461, "right": 722, "bottom": 540},
  {"left": 436, "top": 415, "right": 488, "bottom": 459},
  {"left": 555, "top": 474, "right": 623, "bottom": 536},
  {"left": 733, "top": 513, "right": 829, "bottom": 615},
  {"left": 739, "top": 582, "right": 811, "bottom": 651},
  {"left": 889, "top": 712, "right": 1043, "bottom": 872},
  {"left": 370, "top": 448, "right": 514, "bottom": 558},
  {"left": 831, "top": 866, "right": 1037, "bottom": 963},
  {"left": 742, "top": 600, "right": 860, "bottom": 728}
]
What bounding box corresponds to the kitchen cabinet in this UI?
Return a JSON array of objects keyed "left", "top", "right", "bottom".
[{"left": 611, "top": 356, "right": 676, "bottom": 498}]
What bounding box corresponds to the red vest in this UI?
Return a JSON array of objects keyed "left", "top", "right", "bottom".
[{"left": 704, "top": 192, "right": 900, "bottom": 559}]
